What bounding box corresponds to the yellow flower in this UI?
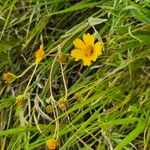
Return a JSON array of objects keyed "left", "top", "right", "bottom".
[
  {"left": 3, "top": 72, "right": 16, "bottom": 83},
  {"left": 35, "top": 44, "right": 45, "bottom": 63},
  {"left": 46, "top": 139, "right": 57, "bottom": 150},
  {"left": 71, "top": 33, "right": 102, "bottom": 66}
]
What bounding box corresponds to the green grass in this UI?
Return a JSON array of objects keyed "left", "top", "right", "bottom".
[{"left": 0, "top": 0, "right": 150, "bottom": 150}]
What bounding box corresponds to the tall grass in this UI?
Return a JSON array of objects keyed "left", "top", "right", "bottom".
[{"left": 0, "top": 0, "right": 150, "bottom": 149}]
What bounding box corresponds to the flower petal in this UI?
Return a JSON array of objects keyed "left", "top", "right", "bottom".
[
  {"left": 83, "top": 33, "right": 94, "bottom": 47},
  {"left": 40, "top": 44, "right": 44, "bottom": 50},
  {"left": 82, "top": 58, "right": 91, "bottom": 66},
  {"left": 71, "top": 49, "right": 86, "bottom": 61},
  {"left": 94, "top": 41, "right": 102, "bottom": 55},
  {"left": 73, "top": 38, "right": 86, "bottom": 50},
  {"left": 91, "top": 41, "right": 102, "bottom": 61}
]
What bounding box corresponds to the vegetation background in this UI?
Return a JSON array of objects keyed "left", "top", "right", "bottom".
[{"left": 0, "top": 0, "right": 150, "bottom": 149}]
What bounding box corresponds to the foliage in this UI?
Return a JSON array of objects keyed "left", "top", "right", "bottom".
[{"left": 0, "top": 0, "right": 150, "bottom": 149}]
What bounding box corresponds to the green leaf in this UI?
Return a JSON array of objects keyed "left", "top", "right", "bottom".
[
  {"left": 88, "top": 17, "right": 107, "bottom": 26},
  {"left": 114, "top": 118, "right": 146, "bottom": 150}
]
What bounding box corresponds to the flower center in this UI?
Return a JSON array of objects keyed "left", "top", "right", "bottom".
[{"left": 85, "top": 46, "right": 94, "bottom": 56}]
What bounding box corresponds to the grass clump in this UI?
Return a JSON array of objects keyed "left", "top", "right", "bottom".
[{"left": 0, "top": 0, "right": 150, "bottom": 150}]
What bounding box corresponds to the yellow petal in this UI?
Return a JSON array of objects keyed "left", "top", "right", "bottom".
[
  {"left": 40, "top": 44, "right": 44, "bottom": 50},
  {"left": 83, "top": 33, "right": 94, "bottom": 47},
  {"left": 73, "top": 38, "right": 86, "bottom": 50},
  {"left": 35, "top": 45, "right": 45, "bottom": 63},
  {"left": 71, "top": 49, "right": 86, "bottom": 61},
  {"left": 90, "top": 41, "right": 102, "bottom": 61},
  {"left": 36, "top": 58, "right": 42, "bottom": 63},
  {"left": 82, "top": 58, "right": 91, "bottom": 66},
  {"left": 94, "top": 41, "right": 102, "bottom": 55}
]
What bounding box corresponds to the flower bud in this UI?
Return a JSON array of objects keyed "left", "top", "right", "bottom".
[
  {"left": 16, "top": 95, "right": 27, "bottom": 106},
  {"left": 3, "top": 72, "right": 17, "bottom": 83},
  {"left": 46, "top": 139, "right": 57, "bottom": 150},
  {"left": 45, "top": 105, "right": 53, "bottom": 114},
  {"left": 58, "top": 97, "right": 68, "bottom": 111}
]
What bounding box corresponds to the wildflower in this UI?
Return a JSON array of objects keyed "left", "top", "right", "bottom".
[
  {"left": 16, "top": 95, "right": 27, "bottom": 106},
  {"left": 45, "top": 105, "right": 53, "bottom": 114},
  {"left": 3, "top": 72, "right": 17, "bottom": 83},
  {"left": 46, "top": 139, "right": 57, "bottom": 150},
  {"left": 58, "top": 97, "right": 68, "bottom": 111},
  {"left": 35, "top": 44, "right": 45, "bottom": 63},
  {"left": 71, "top": 33, "right": 102, "bottom": 66}
]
